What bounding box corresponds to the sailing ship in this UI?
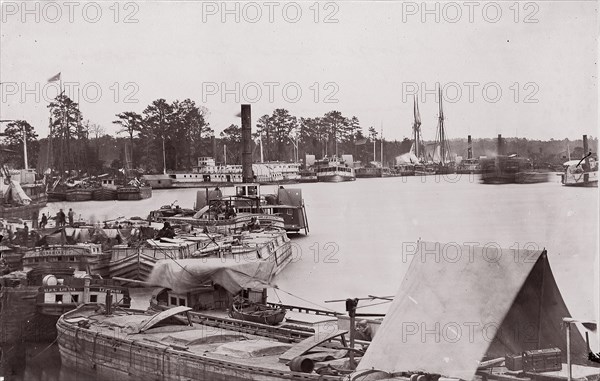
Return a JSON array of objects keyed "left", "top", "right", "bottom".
[
  {"left": 561, "top": 135, "right": 598, "bottom": 187},
  {"left": 400, "top": 95, "right": 431, "bottom": 175},
  {"left": 431, "top": 88, "right": 456, "bottom": 174}
]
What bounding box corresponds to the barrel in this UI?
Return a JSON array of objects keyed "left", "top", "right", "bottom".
[{"left": 288, "top": 356, "right": 314, "bottom": 373}]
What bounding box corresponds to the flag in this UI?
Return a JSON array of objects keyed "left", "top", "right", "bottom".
[{"left": 47, "top": 72, "right": 61, "bottom": 82}]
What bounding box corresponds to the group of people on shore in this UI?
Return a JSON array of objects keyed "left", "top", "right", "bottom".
[{"left": 38, "top": 208, "right": 76, "bottom": 229}]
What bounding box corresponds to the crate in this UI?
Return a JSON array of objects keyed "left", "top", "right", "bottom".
[
  {"left": 505, "top": 354, "right": 523, "bottom": 371},
  {"left": 522, "top": 348, "right": 562, "bottom": 373}
]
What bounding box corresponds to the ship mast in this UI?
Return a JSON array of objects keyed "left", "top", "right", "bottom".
[
  {"left": 435, "top": 87, "right": 451, "bottom": 166},
  {"left": 413, "top": 95, "right": 422, "bottom": 162},
  {"left": 438, "top": 87, "right": 445, "bottom": 165}
]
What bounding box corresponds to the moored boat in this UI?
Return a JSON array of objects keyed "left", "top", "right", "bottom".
[
  {"left": 57, "top": 303, "right": 354, "bottom": 380},
  {"left": 92, "top": 178, "right": 119, "bottom": 200},
  {"left": 456, "top": 158, "right": 482, "bottom": 174},
  {"left": 65, "top": 187, "right": 94, "bottom": 201},
  {"left": 117, "top": 184, "right": 152, "bottom": 200},
  {"left": 481, "top": 156, "right": 549, "bottom": 184},
  {"left": 560, "top": 135, "right": 598, "bottom": 187},
  {"left": 1, "top": 263, "right": 129, "bottom": 343},
  {"left": 315, "top": 156, "right": 356, "bottom": 182},
  {"left": 152, "top": 183, "right": 308, "bottom": 234},
  {"left": 392, "top": 163, "right": 415, "bottom": 176},
  {"left": 299, "top": 168, "right": 318, "bottom": 183}
]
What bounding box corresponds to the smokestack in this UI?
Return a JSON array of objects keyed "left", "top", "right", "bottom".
[
  {"left": 497, "top": 134, "right": 503, "bottom": 156},
  {"left": 241, "top": 104, "right": 253, "bottom": 183},
  {"left": 583, "top": 135, "right": 590, "bottom": 170},
  {"left": 467, "top": 135, "right": 473, "bottom": 159}
]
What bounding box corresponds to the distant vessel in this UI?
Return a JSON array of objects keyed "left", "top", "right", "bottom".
[
  {"left": 457, "top": 158, "right": 481, "bottom": 174},
  {"left": 481, "top": 135, "right": 550, "bottom": 184},
  {"left": 561, "top": 135, "right": 598, "bottom": 187},
  {"left": 456, "top": 135, "right": 482, "bottom": 174},
  {"left": 392, "top": 163, "right": 415, "bottom": 176},
  {"left": 481, "top": 156, "right": 550, "bottom": 184},
  {"left": 92, "top": 178, "right": 118, "bottom": 200},
  {"left": 143, "top": 157, "right": 300, "bottom": 189},
  {"left": 116, "top": 183, "right": 152, "bottom": 200},
  {"left": 315, "top": 156, "right": 356, "bottom": 182},
  {"left": 299, "top": 168, "right": 318, "bottom": 183},
  {"left": 355, "top": 163, "right": 393, "bottom": 178},
  {"left": 65, "top": 187, "right": 93, "bottom": 201}
]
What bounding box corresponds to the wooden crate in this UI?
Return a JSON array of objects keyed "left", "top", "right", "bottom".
[
  {"left": 505, "top": 354, "right": 523, "bottom": 371},
  {"left": 522, "top": 348, "right": 562, "bottom": 373}
]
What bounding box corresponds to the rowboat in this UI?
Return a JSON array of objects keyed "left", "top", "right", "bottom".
[{"left": 229, "top": 299, "right": 286, "bottom": 325}]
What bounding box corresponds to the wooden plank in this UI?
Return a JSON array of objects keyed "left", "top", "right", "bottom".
[{"left": 279, "top": 329, "right": 347, "bottom": 363}]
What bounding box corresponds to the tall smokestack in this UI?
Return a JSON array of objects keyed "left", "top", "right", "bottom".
[
  {"left": 497, "top": 134, "right": 503, "bottom": 156},
  {"left": 583, "top": 134, "right": 590, "bottom": 170},
  {"left": 241, "top": 104, "right": 253, "bottom": 183},
  {"left": 467, "top": 135, "right": 473, "bottom": 159}
]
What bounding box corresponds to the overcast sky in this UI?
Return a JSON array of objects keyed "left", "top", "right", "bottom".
[{"left": 1, "top": 1, "right": 598, "bottom": 141}]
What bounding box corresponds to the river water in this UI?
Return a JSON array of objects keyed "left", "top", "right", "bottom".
[{"left": 3, "top": 174, "right": 598, "bottom": 380}]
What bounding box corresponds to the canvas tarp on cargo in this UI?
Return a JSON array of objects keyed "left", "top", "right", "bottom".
[
  {"left": 358, "top": 242, "right": 591, "bottom": 380},
  {"left": 146, "top": 257, "right": 277, "bottom": 294}
]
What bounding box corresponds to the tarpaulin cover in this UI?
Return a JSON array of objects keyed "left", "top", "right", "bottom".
[
  {"left": 358, "top": 242, "right": 591, "bottom": 380},
  {"left": 146, "top": 257, "right": 277, "bottom": 294}
]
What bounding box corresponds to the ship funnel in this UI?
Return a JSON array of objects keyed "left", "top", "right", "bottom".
[
  {"left": 583, "top": 134, "right": 590, "bottom": 170},
  {"left": 497, "top": 134, "right": 503, "bottom": 156},
  {"left": 467, "top": 135, "right": 473, "bottom": 159},
  {"left": 241, "top": 104, "right": 254, "bottom": 183}
]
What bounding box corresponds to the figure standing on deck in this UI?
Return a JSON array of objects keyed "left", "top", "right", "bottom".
[
  {"left": 57, "top": 209, "right": 66, "bottom": 227},
  {"left": 40, "top": 213, "right": 48, "bottom": 229},
  {"left": 68, "top": 208, "right": 75, "bottom": 226}
]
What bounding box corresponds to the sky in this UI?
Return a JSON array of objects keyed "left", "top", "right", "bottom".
[{"left": 0, "top": 0, "right": 598, "bottom": 141}]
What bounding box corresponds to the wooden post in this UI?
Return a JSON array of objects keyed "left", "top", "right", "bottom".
[
  {"left": 346, "top": 298, "right": 358, "bottom": 369},
  {"left": 566, "top": 322, "right": 572, "bottom": 381}
]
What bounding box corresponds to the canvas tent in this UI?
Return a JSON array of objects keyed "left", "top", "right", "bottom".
[{"left": 357, "top": 242, "right": 593, "bottom": 381}]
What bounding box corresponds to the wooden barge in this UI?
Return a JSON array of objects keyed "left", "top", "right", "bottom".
[
  {"left": 57, "top": 303, "right": 355, "bottom": 380},
  {"left": 117, "top": 185, "right": 153, "bottom": 200},
  {"left": 65, "top": 188, "right": 94, "bottom": 201}
]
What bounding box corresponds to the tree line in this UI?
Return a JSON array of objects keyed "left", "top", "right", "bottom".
[{"left": 1, "top": 93, "right": 597, "bottom": 175}]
